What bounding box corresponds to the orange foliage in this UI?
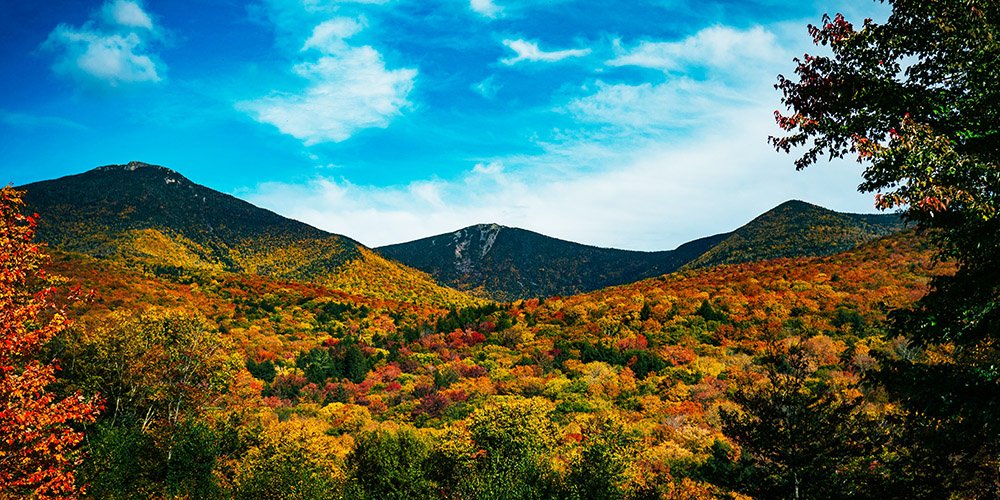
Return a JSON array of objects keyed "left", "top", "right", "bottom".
[{"left": 0, "top": 188, "right": 99, "bottom": 498}]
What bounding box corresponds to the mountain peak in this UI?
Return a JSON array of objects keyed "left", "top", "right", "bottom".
[
  {"left": 20, "top": 162, "right": 372, "bottom": 281},
  {"left": 773, "top": 199, "right": 815, "bottom": 209},
  {"left": 95, "top": 161, "right": 179, "bottom": 174},
  {"left": 89, "top": 161, "right": 192, "bottom": 188}
]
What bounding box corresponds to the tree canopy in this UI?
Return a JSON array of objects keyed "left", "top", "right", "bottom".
[
  {"left": 0, "top": 187, "right": 99, "bottom": 498},
  {"left": 772, "top": 0, "right": 999, "bottom": 495}
]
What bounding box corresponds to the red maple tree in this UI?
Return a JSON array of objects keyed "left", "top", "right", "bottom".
[{"left": 0, "top": 187, "right": 100, "bottom": 498}]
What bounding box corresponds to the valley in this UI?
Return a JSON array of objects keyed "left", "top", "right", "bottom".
[{"left": 5, "top": 163, "right": 958, "bottom": 498}]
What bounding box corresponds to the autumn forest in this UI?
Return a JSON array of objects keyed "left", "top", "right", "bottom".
[{"left": 2, "top": 1, "right": 998, "bottom": 499}]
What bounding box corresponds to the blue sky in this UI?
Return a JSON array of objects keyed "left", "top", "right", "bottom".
[{"left": 0, "top": 0, "right": 889, "bottom": 250}]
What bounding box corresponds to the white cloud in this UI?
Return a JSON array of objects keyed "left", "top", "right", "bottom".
[
  {"left": 238, "top": 42, "right": 416, "bottom": 144},
  {"left": 238, "top": 9, "right": 416, "bottom": 145},
  {"left": 241, "top": 103, "right": 875, "bottom": 251},
  {"left": 302, "top": 17, "right": 365, "bottom": 51},
  {"left": 501, "top": 39, "right": 592, "bottom": 65},
  {"left": 566, "top": 79, "right": 755, "bottom": 128},
  {"left": 242, "top": 19, "right": 881, "bottom": 250},
  {"left": 566, "top": 26, "right": 789, "bottom": 130},
  {"left": 43, "top": 0, "right": 163, "bottom": 86},
  {"left": 472, "top": 161, "right": 504, "bottom": 175},
  {"left": 608, "top": 25, "right": 783, "bottom": 74},
  {"left": 470, "top": 0, "right": 503, "bottom": 19},
  {"left": 44, "top": 29, "right": 161, "bottom": 85},
  {"left": 240, "top": 18, "right": 884, "bottom": 251},
  {"left": 102, "top": 0, "right": 153, "bottom": 29}
]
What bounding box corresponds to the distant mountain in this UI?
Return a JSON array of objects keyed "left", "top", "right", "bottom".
[
  {"left": 19, "top": 162, "right": 472, "bottom": 306},
  {"left": 19, "top": 163, "right": 903, "bottom": 303},
  {"left": 377, "top": 224, "right": 730, "bottom": 300},
  {"left": 377, "top": 200, "right": 903, "bottom": 300},
  {"left": 682, "top": 200, "right": 903, "bottom": 269}
]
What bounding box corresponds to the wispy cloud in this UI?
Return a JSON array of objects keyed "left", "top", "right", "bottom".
[
  {"left": 608, "top": 25, "right": 782, "bottom": 74},
  {"left": 302, "top": 17, "right": 366, "bottom": 51},
  {"left": 472, "top": 75, "right": 500, "bottom": 99},
  {"left": 242, "top": 107, "right": 873, "bottom": 251},
  {"left": 238, "top": 10, "right": 416, "bottom": 145},
  {"left": 101, "top": 0, "right": 154, "bottom": 29},
  {"left": 566, "top": 79, "right": 749, "bottom": 129},
  {"left": 241, "top": 21, "right": 876, "bottom": 250},
  {"left": 501, "top": 39, "right": 592, "bottom": 65},
  {"left": 42, "top": 0, "right": 164, "bottom": 87},
  {"left": 566, "top": 25, "right": 787, "bottom": 131},
  {"left": 470, "top": 0, "right": 503, "bottom": 19}
]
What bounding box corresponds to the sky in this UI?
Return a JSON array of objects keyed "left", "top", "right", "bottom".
[{"left": 0, "top": 0, "right": 891, "bottom": 251}]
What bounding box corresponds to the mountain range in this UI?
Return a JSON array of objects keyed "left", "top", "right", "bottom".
[
  {"left": 19, "top": 162, "right": 903, "bottom": 300},
  {"left": 19, "top": 162, "right": 470, "bottom": 306},
  {"left": 377, "top": 200, "right": 902, "bottom": 299}
]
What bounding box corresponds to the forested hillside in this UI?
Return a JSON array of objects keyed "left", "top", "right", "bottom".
[
  {"left": 683, "top": 200, "right": 903, "bottom": 269},
  {"left": 378, "top": 224, "right": 728, "bottom": 300},
  {"left": 20, "top": 162, "right": 471, "bottom": 306},
  {"left": 3, "top": 0, "right": 996, "bottom": 498},
  {"left": 18, "top": 176, "right": 956, "bottom": 497},
  {"left": 379, "top": 201, "right": 901, "bottom": 299}
]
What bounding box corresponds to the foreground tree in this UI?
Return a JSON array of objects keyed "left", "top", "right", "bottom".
[
  {"left": 61, "top": 311, "right": 240, "bottom": 498},
  {"left": 719, "top": 344, "right": 876, "bottom": 499},
  {"left": 772, "top": 1, "right": 998, "bottom": 495},
  {"left": 0, "top": 187, "right": 99, "bottom": 497}
]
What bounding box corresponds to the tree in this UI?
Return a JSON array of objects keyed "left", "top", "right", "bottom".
[
  {"left": 772, "top": 1, "right": 999, "bottom": 495},
  {"left": 0, "top": 186, "right": 100, "bottom": 498},
  {"left": 466, "top": 397, "right": 559, "bottom": 499},
  {"left": 719, "top": 344, "right": 872, "bottom": 499},
  {"left": 62, "top": 311, "right": 237, "bottom": 433},
  {"left": 59, "top": 310, "right": 239, "bottom": 497},
  {"left": 346, "top": 429, "right": 436, "bottom": 499}
]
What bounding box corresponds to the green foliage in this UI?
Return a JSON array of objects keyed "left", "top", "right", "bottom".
[
  {"left": 246, "top": 357, "right": 277, "bottom": 383},
  {"left": 685, "top": 200, "right": 902, "bottom": 269},
  {"left": 565, "top": 417, "right": 637, "bottom": 500},
  {"left": 720, "top": 345, "right": 871, "bottom": 498},
  {"left": 696, "top": 299, "right": 729, "bottom": 323},
  {"left": 466, "top": 397, "right": 559, "bottom": 499},
  {"left": 60, "top": 311, "right": 238, "bottom": 429},
  {"left": 293, "top": 338, "right": 373, "bottom": 386},
  {"left": 378, "top": 223, "right": 700, "bottom": 300},
  {"left": 23, "top": 161, "right": 967, "bottom": 497},
  {"left": 346, "top": 429, "right": 436, "bottom": 499},
  {"left": 20, "top": 163, "right": 476, "bottom": 308},
  {"left": 773, "top": 1, "right": 1000, "bottom": 495},
  {"left": 380, "top": 205, "right": 901, "bottom": 299},
  {"left": 63, "top": 311, "right": 238, "bottom": 498},
  {"left": 79, "top": 424, "right": 162, "bottom": 500},
  {"left": 166, "top": 420, "right": 222, "bottom": 498},
  {"left": 233, "top": 442, "right": 343, "bottom": 500}
]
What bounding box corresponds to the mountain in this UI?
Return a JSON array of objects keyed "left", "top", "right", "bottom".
[
  {"left": 19, "top": 162, "right": 473, "bottom": 306},
  {"left": 377, "top": 200, "right": 903, "bottom": 300},
  {"left": 682, "top": 200, "right": 904, "bottom": 269},
  {"left": 377, "top": 224, "right": 730, "bottom": 300},
  {"left": 19, "top": 163, "right": 903, "bottom": 303}
]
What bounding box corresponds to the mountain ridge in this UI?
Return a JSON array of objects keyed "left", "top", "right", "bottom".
[
  {"left": 16, "top": 162, "right": 903, "bottom": 302},
  {"left": 378, "top": 199, "right": 903, "bottom": 299},
  {"left": 377, "top": 222, "right": 721, "bottom": 300},
  {"left": 18, "top": 162, "right": 474, "bottom": 307}
]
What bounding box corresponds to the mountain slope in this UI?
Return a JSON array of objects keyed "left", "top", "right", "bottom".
[
  {"left": 683, "top": 200, "right": 903, "bottom": 269},
  {"left": 377, "top": 224, "right": 730, "bottom": 300},
  {"left": 19, "top": 162, "right": 474, "bottom": 307},
  {"left": 377, "top": 201, "right": 902, "bottom": 300}
]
